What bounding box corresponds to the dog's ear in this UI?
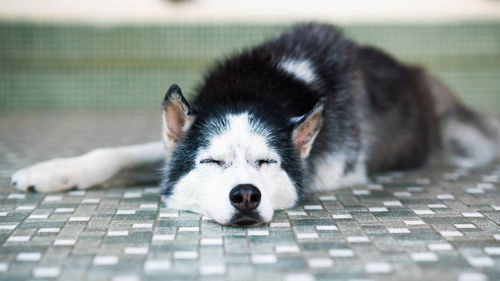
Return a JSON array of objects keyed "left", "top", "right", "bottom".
[
  {"left": 291, "top": 98, "right": 325, "bottom": 159},
  {"left": 162, "top": 84, "right": 194, "bottom": 149}
]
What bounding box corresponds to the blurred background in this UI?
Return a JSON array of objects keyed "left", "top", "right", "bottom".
[{"left": 0, "top": 0, "right": 499, "bottom": 112}]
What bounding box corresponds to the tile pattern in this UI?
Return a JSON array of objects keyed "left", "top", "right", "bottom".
[
  {"left": 0, "top": 112, "right": 499, "bottom": 281},
  {"left": 1, "top": 166, "right": 499, "bottom": 281}
]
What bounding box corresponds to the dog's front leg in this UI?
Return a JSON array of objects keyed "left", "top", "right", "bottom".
[{"left": 11, "top": 141, "right": 166, "bottom": 192}]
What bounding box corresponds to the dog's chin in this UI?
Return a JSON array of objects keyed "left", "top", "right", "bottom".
[{"left": 228, "top": 212, "right": 266, "bottom": 227}]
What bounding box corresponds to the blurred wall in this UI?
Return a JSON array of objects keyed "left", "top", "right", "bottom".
[{"left": 0, "top": 0, "right": 499, "bottom": 112}]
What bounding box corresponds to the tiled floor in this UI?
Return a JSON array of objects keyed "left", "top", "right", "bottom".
[{"left": 0, "top": 111, "right": 499, "bottom": 281}]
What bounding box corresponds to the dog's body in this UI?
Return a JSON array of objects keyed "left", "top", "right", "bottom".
[{"left": 11, "top": 24, "right": 500, "bottom": 225}]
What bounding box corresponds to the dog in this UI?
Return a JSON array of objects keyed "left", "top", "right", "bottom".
[{"left": 11, "top": 24, "right": 500, "bottom": 226}]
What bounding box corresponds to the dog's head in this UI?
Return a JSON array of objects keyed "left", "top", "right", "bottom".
[{"left": 160, "top": 85, "right": 324, "bottom": 226}]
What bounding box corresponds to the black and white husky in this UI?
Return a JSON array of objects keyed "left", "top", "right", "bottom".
[{"left": 11, "top": 24, "right": 500, "bottom": 225}]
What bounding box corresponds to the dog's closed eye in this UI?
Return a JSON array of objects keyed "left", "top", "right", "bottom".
[
  {"left": 199, "top": 159, "right": 225, "bottom": 166},
  {"left": 257, "top": 159, "right": 277, "bottom": 167}
]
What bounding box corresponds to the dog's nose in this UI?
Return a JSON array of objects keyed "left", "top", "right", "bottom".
[{"left": 229, "top": 184, "right": 261, "bottom": 213}]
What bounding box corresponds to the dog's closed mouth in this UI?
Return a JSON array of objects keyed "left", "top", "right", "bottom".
[{"left": 230, "top": 213, "right": 263, "bottom": 226}]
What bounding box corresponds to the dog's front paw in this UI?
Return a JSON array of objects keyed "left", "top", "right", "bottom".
[
  {"left": 11, "top": 158, "right": 85, "bottom": 192},
  {"left": 11, "top": 150, "right": 120, "bottom": 193}
]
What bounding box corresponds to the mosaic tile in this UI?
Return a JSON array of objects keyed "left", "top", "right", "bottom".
[{"left": 1, "top": 127, "right": 499, "bottom": 280}]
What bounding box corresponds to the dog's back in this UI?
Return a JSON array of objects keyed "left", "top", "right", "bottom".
[
  {"left": 223, "top": 24, "right": 500, "bottom": 187},
  {"left": 358, "top": 37, "right": 500, "bottom": 172}
]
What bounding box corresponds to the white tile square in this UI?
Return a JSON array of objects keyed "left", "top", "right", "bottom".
[
  {"left": 69, "top": 217, "right": 90, "bottom": 222},
  {"left": 0, "top": 263, "right": 7, "bottom": 272},
  {"left": 38, "top": 228, "right": 60, "bottom": 233},
  {"left": 108, "top": 230, "right": 129, "bottom": 236},
  {"left": 287, "top": 211, "right": 307, "bottom": 216},
  {"left": 29, "top": 214, "right": 49, "bottom": 219},
  {"left": 159, "top": 212, "right": 178, "bottom": 218},
  {"left": 318, "top": 196, "right": 336, "bottom": 201},
  {"left": 440, "top": 230, "right": 463, "bottom": 237},
  {"left": 17, "top": 252, "right": 42, "bottom": 261},
  {"left": 68, "top": 190, "right": 85, "bottom": 196},
  {"left": 270, "top": 222, "right": 290, "bottom": 228},
  {"left": 82, "top": 198, "right": 100, "bottom": 204},
  {"left": 304, "top": 205, "right": 322, "bottom": 210},
  {"left": 427, "top": 204, "right": 447, "bottom": 208},
  {"left": 54, "top": 239, "right": 76, "bottom": 246},
  {"left": 404, "top": 220, "right": 426, "bottom": 226},
  {"left": 428, "top": 243, "right": 453, "bottom": 251},
  {"left": 284, "top": 273, "right": 315, "bottom": 281},
  {"left": 200, "top": 238, "right": 223, "bottom": 246},
  {"left": 477, "top": 183, "right": 494, "bottom": 189},
  {"left": 8, "top": 193, "right": 25, "bottom": 199},
  {"left": 307, "top": 258, "right": 333, "bottom": 268},
  {"left": 152, "top": 234, "right": 175, "bottom": 241},
  {"left": 124, "top": 247, "right": 148, "bottom": 255},
  {"left": 387, "top": 228, "right": 410, "bottom": 234},
  {"left": 369, "top": 207, "right": 388, "bottom": 212},
  {"left": 200, "top": 264, "right": 226, "bottom": 275},
  {"left": 410, "top": 252, "right": 438, "bottom": 262},
  {"left": 94, "top": 256, "right": 119, "bottom": 265},
  {"left": 454, "top": 224, "right": 476, "bottom": 229},
  {"left": 123, "top": 192, "right": 141, "bottom": 198},
  {"left": 248, "top": 230, "right": 269, "bottom": 236},
  {"left": 316, "top": 225, "right": 338, "bottom": 231},
  {"left": 54, "top": 208, "right": 74, "bottom": 213},
  {"left": 0, "top": 224, "right": 17, "bottom": 230},
  {"left": 116, "top": 210, "right": 136, "bottom": 215},
  {"left": 275, "top": 245, "right": 300, "bottom": 253},
  {"left": 179, "top": 226, "right": 199, "bottom": 232},
  {"left": 466, "top": 188, "right": 484, "bottom": 194},
  {"left": 462, "top": 212, "right": 484, "bottom": 218},
  {"left": 0, "top": 212, "right": 8, "bottom": 216},
  {"left": 436, "top": 194, "right": 455, "bottom": 200},
  {"left": 383, "top": 201, "right": 402, "bottom": 206},
  {"left": 173, "top": 251, "right": 198, "bottom": 259},
  {"left": 467, "top": 256, "right": 494, "bottom": 267},
  {"left": 328, "top": 248, "right": 354, "bottom": 257},
  {"left": 33, "top": 267, "right": 60, "bottom": 278},
  {"left": 16, "top": 205, "right": 35, "bottom": 211},
  {"left": 364, "top": 262, "right": 392, "bottom": 273},
  {"left": 413, "top": 209, "right": 435, "bottom": 215},
  {"left": 139, "top": 203, "right": 158, "bottom": 209},
  {"left": 144, "top": 260, "right": 171, "bottom": 271},
  {"left": 484, "top": 247, "right": 500, "bottom": 255},
  {"left": 458, "top": 272, "right": 487, "bottom": 281},
  {"left": 44, "top": 195, "right": 62, "bottom": 202},
  {"left": 112, "top": 276, "right": 139, "bottom": 281},
  {"left": 132, "top": 223, "right": 153, "bottom": 228},
  {"left": 7, "top": 236, "right": 30, "bottom": 242},
  {"left": 332, "top": 214, "right": 352, "bottom": 219},
  {"left": 347, "top": 236, "right": 370, "bottom": 243}
]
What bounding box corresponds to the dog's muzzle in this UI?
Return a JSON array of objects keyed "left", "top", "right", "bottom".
[{"left": 229, "top": 184, "right": 262, "bottom": 226}]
